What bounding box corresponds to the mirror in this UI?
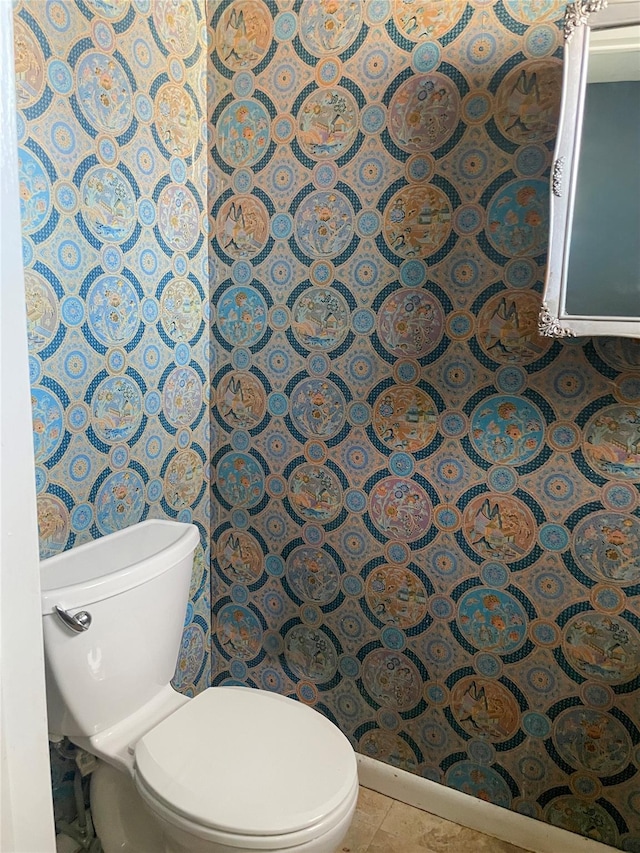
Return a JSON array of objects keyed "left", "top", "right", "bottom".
[{"left": 540, "top": 0, "right": 640, "bottom": 338}]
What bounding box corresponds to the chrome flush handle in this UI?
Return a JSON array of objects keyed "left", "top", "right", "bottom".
[{"left": 54, "top": 605, "right": 92, "bottom": 633}]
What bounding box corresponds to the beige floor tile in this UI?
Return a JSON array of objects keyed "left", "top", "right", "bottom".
[
  {"left": 379, "top": 800, "right": 530, "bottom": 853},
  {"left": 340, "top": 791, "right": 531, "bottom": 853},
  {"left": 354, "top": 787, "right": 395, "bottom": 824},
  {"left": 474, "top": 838, "right": 531, "bottom": 853},
  {"left": 369, "top": 826, "right": 530, "bottom": 853},
  {"left": 380, "top": 800, "right": 468, "bottom": 847},
  {"left": 338, "top": 814, "right": 379, "bottom": 853},
  {"left": 366, "top": 827, "right": 435, "bottom": 853},
  {"left": 465, "top": 833, "right": 531, "bottom": 853},
  {"left": 337, "top": 787, "right": 395, "bottom": 853}
]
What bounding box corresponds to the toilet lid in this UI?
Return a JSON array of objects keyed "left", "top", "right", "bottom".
[{"left": 134, "top": 687, "right": 357, "bottom": 837}]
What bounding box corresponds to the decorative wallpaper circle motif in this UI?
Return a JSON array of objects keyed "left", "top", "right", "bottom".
[
  {"left": 383, "top": 184, "right": 452, "bottom": 259},
  {"left": 457, "top": 587, "right": 528, "bottom": 654},
  {"left": 152, "top": 0, "right": 198, "bottom": 57},
  {"left": 359, "top": 729, "right": 418, "bottom": 773},
  {"left": 552, "top": 707, "right": 632, "bottom": 775},
  {"left": 364, "top": 564, "right": 428, "bottom": 628},
  {"left": 294, "top": 190, "right": 355, "bottom": 259},
  {"left": 284, "top": 624, "right": 338, "bottom": 682},
  {"left": 392, "top": 1, "right": 466, "bottom": 41},
  {"left": 37, "top": 493, "right": 70, "bottom": 558},
  {"left": 159, "top": 278, "right": 202, "bottom": 342},
  {"left": 31, "top": 387, "right": 64, "bottom": 464},
  {"left": 290, "top": 377, "right": 346, "bottom": 440},
  {"left": 173, "top": 623, "right": 205, "bottom": 688},
  {"left": 81, "top": 166, "right": 136, "bottom": 243},
  {"left": 486, "top": 179, "right": 549, "bottom": 258},
  {"left": 95, "top": 469, "right": 145, "bottom": 534},
  {"left": 75, "top": 52, "right": 132, "bottom": 134},
  {"left": 216, "top": 0, "right": 273, "bottom": 71},
  {"left": 18, "top": 147, "right": 51, "bottom": 234},
  {"left": 86, "top": 275, "right": 140, "bottom": 347},
  {"left": 572, "top": 512, "right": 640, "bottom": 586},
  {"left": 297, "top": 87, "right": 359, "bottom": 160},
  {"left": 14, "top": 19, "right": 46, "bottom": 108},
  {"left": 216, "top": 98, "right": 271, "bottom": 169},
  {"left": 291, "top": 286, "right": 350, "bottom": 351},
  {"left": 91, "top": 375, "right": 142, "bottom": 442},
  {"left": 594, "top": 337, "right": 640, "bottom": 371},
  {"left": 157, "top": 184, "right": 200, "bottom": 251},
  {"left": 388, "top": 73, "right": 460, "bottom": 154},
  {"left": 216, "top": 285, "right": 267, "bottom": 348},
  {"left": 582, "top": 405, "right": 640, "bottom": 482},
  {"left": 163, "top": 366, "right": 202, "bottom": 427},
  {"left": 461, "top": 493, "right": 536, "bottom": 562},
  {"left": 217, "top": 370, "right": 266, "bottom": 430},
  {"left": 85, "top": 0, "right": 128, "bottom": 19},
  {"left": 503, "top": 0, "right": 567, "bottom": 24},
  {"left": 361, "top": 648, "right": 422, "bottom": 710},
  {"left": 372, "top": 385, "right": 437, "bottom": 453},
  {"left": 218, "top": 602, "right": 263, "bottom": 660},
  {"left": 494, "top": 60, "right": 562, "bottom": 145},
  {"left": 563, "top": 612, "right": 640, "bottom": 685},
  {"left": 368, "top": 477, "right": 432, "bottom": 542},
  {"left": 298, "top": 0, "right": 362, "bottom": 57},
  {"left": 288, "top": 463, "right": 343, "bottom": 523},
  {"left": 446, "top": 762, "right": 511, "bottom": 808},
  {"left": 470, "top": 395, "right": 544, "bottom": 466},
  {"left": 377, "top": 289, "right": 444, "bottom": 359},
  {"left": 217, "top": 451, "right": 265, "bottom": 509},
  {"left": 476, "top": 291, "right": 550, "bottom": 364},
  {"left": 217, "top": 194, "right": 270, "bottom": 259},
  {"left": 164, "top": 448, "right": 204, "bottom": 510},
  {"left": 217, "top": 529, "right": 264, "bottom": 583},
  {"left": 154, "top": 83, "right": 200, "bottom": 159},
  {"left": 24, "top": 270, "right": 58, "bottom": 353},
  {"left": 285, "top": 545, "right": 340, "bottom": 604},
  {"left": 544, "top": 796, "right": 618, "bottom": 847},
  {"left": 450, "top": 676, "right": 520, "bottom": 741}
]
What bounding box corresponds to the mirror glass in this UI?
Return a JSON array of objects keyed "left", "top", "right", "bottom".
[{"left": 565, "top": 23, "right": 640, "bottom": 317}]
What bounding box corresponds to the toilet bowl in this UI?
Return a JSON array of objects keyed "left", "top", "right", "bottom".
[{"left": 40, "top": 520, "right": 358, "bottom": 853}]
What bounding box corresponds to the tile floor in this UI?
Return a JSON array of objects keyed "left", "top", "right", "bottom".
[{"left": 339, "top": 788, "right": 532, "bottom": 853}]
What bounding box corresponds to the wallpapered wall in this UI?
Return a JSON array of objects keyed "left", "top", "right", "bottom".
[
  {"left": 14, "top": 0, "right": 640, "bottom": 848},
  {"left": 13, "top": 0, "right": 213, "bottom": 810},
  {"left": 208, "top": 0, "right": 640, "bottom": 849}
]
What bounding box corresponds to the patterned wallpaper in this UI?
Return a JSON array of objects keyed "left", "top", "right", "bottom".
[
  {"left": 14, "top": 0, "right": 640, "bottom": 849},
  {"left": 13, "top": 0, "right": 212, "bottom": 714},
  {"left": 208, "top": 1, "right": 640, "bottom": 850}
]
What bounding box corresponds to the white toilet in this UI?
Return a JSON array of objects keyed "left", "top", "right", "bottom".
[{"left": 40, "top": 520, "right": 358, "bottom": 853}]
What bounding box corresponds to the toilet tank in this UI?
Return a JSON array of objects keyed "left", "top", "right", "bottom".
[{"left": 40, "top": 520, "right": 199, "bottom": 739}]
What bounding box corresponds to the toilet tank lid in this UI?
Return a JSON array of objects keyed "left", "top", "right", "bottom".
[
  {"left": 134, "top": 687, "right": 358, "bottom": 837},
  {"left": 40, "top": 520, "right": 199, "bottom": 612}
]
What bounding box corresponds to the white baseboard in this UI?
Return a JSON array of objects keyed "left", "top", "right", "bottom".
[{"left": 356, "top": 754, "right": 618, "bottom": 853}]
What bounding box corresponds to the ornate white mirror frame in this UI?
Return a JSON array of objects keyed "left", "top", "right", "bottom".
[{"left": 540, "top": 0, "right": 640, "bottom": 338}]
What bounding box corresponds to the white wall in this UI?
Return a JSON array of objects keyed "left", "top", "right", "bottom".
[{"left": 0, "top": 0, "right": 56, "bottom": 848}]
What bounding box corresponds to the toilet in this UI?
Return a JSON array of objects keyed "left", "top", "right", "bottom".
[{"left": 40, "top": 520, "right": 358, "bottom": 853}]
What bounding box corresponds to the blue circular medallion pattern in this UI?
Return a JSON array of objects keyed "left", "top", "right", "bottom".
[
  {"left": 86, "top": 275, "right": 140, "bottom": 348},
  {"left": 216, "top": 286, "right": 267, "bottom": 349},
  {"left": 95, "top": 470, "right": 145, "bottom": 534},
  {"left": 294, "top": 190, "right": 355, "bottom": 260},
  {"left": 217, "top": 452, "right": 265, "bottom": 509},
  {"left": 215, "top": 98, "right": 271, "bottom": 170}
]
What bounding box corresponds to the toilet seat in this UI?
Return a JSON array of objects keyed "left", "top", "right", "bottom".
[
  {"left": 133, "top": 687, "right": 358, "bottom": 848},
  {"left": 135, "top": 772, "right": 358, "bottom": 850}
]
